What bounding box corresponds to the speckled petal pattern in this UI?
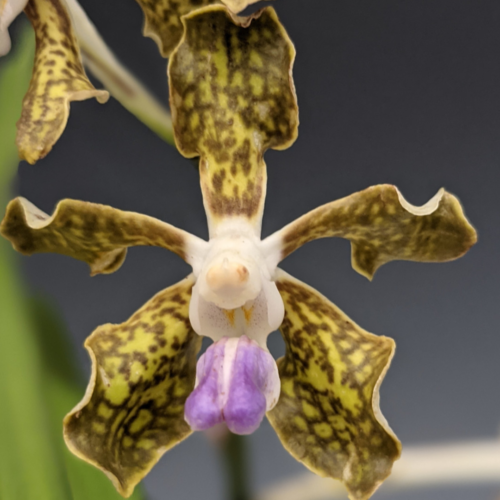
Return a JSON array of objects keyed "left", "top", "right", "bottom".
[
  {"left": 134, "top": 0, "right": 219, "bottom": 58},
  {"left": 268, "top": 269, "right": 401, "bottom": 500},
  {"left": 263, "top": 184, "right": 477, "bottom": 279},
  {"left": 169, "top": 5, "right": 298, "bottom": 235},
  {"left": 0, "top": 197, "right": 205, "bottom": 274},
  {"left": 64, "top": 275, "right": 201, "bottom": 497},
  {"left": 133, "top": 0, "right": 276, "bottom": 59},
  {"left": 17, "top": 0, "right": 108, "bottom": 164}
]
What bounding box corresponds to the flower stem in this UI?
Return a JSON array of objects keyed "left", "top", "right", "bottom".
[
  {"left": 221, "top": 433, "right": 251, "bottom": 500},
  {"left": 62, "top": 0, "right": 175, "bottom": 145}
]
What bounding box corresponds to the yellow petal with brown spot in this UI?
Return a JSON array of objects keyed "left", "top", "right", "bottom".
[
  {"left": 64, "top": 275, "right": 201, "bottom": 497},
  {"left": 169, "top": 6, "right": 298, "bottom": 235},
  {"left": 134, "top": 0, "right": 220, "bottom": 57},
  {"left": 268, "top": 270, "right": 401, "bottom": 500},
  {"left": 0, "top": 197, "right": 198, "bottom": 275},
  {"left": 266, "top": 184, "right": 477, "bottom": 279},
  {"left": 17, "top": 0, "right": 108, "bottom": 164}
]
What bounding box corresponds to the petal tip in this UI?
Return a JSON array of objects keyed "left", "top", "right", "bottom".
[{"left": 271, "top": 271, "right": 401, "bottom": 498}]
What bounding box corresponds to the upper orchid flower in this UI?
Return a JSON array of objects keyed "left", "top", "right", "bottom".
[
  {"left": 0, "top": 6, "right": 477, "bottom": 500},
  {"left": 1, "top": 0, "right": 109, "bottom": 163},
  {"left": 134, "top": 0, "right": 270, "bottom": 57},
  {"left": 1, "top": 0, "right": 271, "bottom": 164},
  {"left": 1, "top": 0, "right": 183, "bottom": 163}
]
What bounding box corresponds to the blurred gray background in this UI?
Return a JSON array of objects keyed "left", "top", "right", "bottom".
[{"left": 8, "top": 0, "right": 500, "bottom": 499}]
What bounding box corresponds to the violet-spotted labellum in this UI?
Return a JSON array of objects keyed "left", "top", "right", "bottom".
[{"left": 0, "top": 5, "right": 477, "bottom": 500}]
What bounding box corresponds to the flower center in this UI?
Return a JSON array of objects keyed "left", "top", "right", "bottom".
[
  {"left": 206, "top": 258, "right": 249, "bottom": 294},
  {"left": 198, "top": 252, "right": 262, "bottom": 310},
  {"left": 189, "top": 228, "right": 284, "bottom": 347}
]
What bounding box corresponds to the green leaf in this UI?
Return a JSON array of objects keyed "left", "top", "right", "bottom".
[
  {"left": 0, "top": 23, "right": 69, "bottom": 500},
  {"left": 0, "top": 220, "right": 73, "bottom": 500},
  {"left": 30, "top": 297, "right": 145, "bottom": 500},
  {"left": 0, "top": 23, "right": 33, "bottom": 188},
  {"left": 0, "top": 24, "right": 146, "bottom": 500}
]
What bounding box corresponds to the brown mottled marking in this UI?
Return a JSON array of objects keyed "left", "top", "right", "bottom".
[
  {"left": 0, "top": 197, "right": 188, "bottom": 275},
  {"left": 169, "top": 6, "right": 298, "bottom": 231},
  {"left": 275, "top": 184, "right": 477, "bottom": 279},
  {"left": 17, "top": 0, "right": 108, "bottom": 164},
  {"left": 135, "top": 0, "right": 219, "bottom": 57},
  {"left": 64, "top": 275, "right": 201, "bottom": 497},
  {"left": 268, "top": 270, "right": 401, "bottom": 500}
]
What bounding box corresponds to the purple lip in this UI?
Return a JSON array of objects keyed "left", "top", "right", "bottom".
[{"left": 184, "top": 336, "right": 280, "bottom": 435}]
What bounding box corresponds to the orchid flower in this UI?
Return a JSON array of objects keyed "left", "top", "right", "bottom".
[
  {"left": 0, "top": 0, "right": 181, "bottom": 163},
  {"left": 0, "top": 5, "right": 477, "bottom": 500},
  {"left": 1, "top": 0, "right": 109, "bottom": 163},
  {"left": 0, "top": 0, "right": 266, "bottom": 164}
]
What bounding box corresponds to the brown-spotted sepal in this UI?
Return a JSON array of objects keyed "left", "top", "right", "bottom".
[
  {"left": 134, "top": 0, "right": 218, "bottom": 58},
  {"left": 133, "top": 0, "right": 276, "bottom": 58},
  {"left": 17, "top": 0, "right": 109, "bottom": 164},
  {"left": 0, "top": 197, "right": 199, "bottom": 275},
  {"left": 267, "top": 270, "right": 401, "bottom": 500},
  {"left": 169, "top": 6, "right": 298, "bottom": 235},
  {"left": 264, "top": 185, "right": 477, "bottom": 279},
  {"left": 64, "top": 276, "right": 201, "bottom": 497}
]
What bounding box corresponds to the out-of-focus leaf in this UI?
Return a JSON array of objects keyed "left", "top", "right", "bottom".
[
  {"left": 30, "top": 298, "right": 146, "bottom": 500},
  {"left": 0, "top": 23, "right": 33, "bottom": 187},
  {"left": 0, "top": 24, "right": 146, "bottom": 500},
  {"left": 0, "top": 23, "right": 69, "bottom": 500}
]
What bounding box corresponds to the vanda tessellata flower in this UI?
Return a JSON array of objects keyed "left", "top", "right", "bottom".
[
  {"left": 0, "top": 0, "right": 109, "bottom": 163},
  {"left": 0, "top": 6, "right": 477, "bottom": 500},
  {"left": 0, "top": 0, "right": 267, "bottom": 164}
]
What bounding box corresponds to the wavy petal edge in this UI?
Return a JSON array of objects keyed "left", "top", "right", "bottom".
[
  {"left": 17, "top": 0, "right": 109, "bottom": 164},
  {"left": 268, "top": 269, "right": 402, "bottom": 500},
  {"left": 64, "top": 275, "right": 200, "bottom": 497}
]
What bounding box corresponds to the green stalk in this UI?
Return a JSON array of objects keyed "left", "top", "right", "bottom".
[
  {"left": 0, "top": 24, "right": 146, "bottom": 500},
  {"left": 221, "top": 433, "right": 251, "bottom": 500},
  {"left": 62, "top": 0, "right": 175, "bottom": 145}
]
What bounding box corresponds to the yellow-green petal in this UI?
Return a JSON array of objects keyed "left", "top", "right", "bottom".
[
  {"left": 0, "top": 197, "right": 202, "bottom": 275},
  {"left": 264, "top": 185, "right": 477, "bottom": 280},
  {"left": 17, "top": 0, "right": 109, "bottom": 164},
  {"left": 267, "top": 270, "right": 401, "bottom": 500},
  {"left": 169, "top": 6, "right": 298, "bottom": 235},
  {"left": 135, "top": 0, "right": 219, "bottom": 58},
  {"left": 64, "top": 275, "right": 201, "bottom": 497}
]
